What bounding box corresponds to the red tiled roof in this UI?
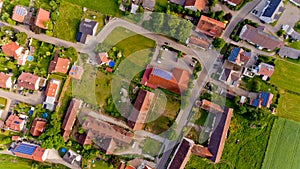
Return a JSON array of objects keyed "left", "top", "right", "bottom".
[
  {"left": 54, "top": 58, "right": 70, "bottom": 74},
  {"left": 45, "top": 81, "right": 59, "bottom": 97},
  {"left": 96, "top": 52, "right": 110, "bottom": 65},
  {"left": 198, "top": 99, "right": 224, "bottom": 113},
  {"left": 18, "top": 72, "right": 40, "bottom": 90},
  {"left": 12, "top": 136, "right": 20, "bottom": 141},
  {"left": 2, "top": 41, "right": 20, "bottom": 59},
  {"left": 30, "top": 119, "right": 47, "bottom": 136},
  {"left": 258, "top": 63, "right": 274, "bottom": 77},
  {"left": 185, "top": 0, "right": 207, "bottom": 11},
  {"left": 128, "top": 90, "right": 154, "bottom": 130},
  {"left": 61, "top": 98, "right": 83, "bottom": 142},
  {"left": 192, "top": 145, "right": 213, "bottom": 158},
  {"left": 34, "top": 8, "right": 50, "bottom": 29},
  {"left": 0, "top": 73, "right": 11, "bottom": 89},
  {"left": 12, "top": 5, "right": 28, "bottom": 22},
  {"left": 32, "top": 146, "right": 46, "bottom": 162},
  {"left": 196, "top": 15, "right": 226, "bottom": 37},
  {"left": 78, "top": 130, "right": 93, "bottom": 145},
  {"left": 5, "top": 115, "right": 24, "bottom": 131},
  {"left": 227, "top": 0, "right": 242, "bottom": 5},
  {"left": 188, "top": 36, "right": 210, "bottom": 50}
]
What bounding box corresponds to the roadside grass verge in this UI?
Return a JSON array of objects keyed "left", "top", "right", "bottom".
[{"left": 141, "top": 137, "right": 163, "bottom": 157}]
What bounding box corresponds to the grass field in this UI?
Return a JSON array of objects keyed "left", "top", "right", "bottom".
[
  {"left": 288, "top": 41, "right": 300, "bottom": 50},
  {"left": 186, "top": 113, "right": 275, "bottom": 169},
  {"left": 262, "top": 118, "right": 300, "bottom": 169},
  {"left": 92, "top": 160, "right": 113, "bottom": 169},
  {"left": 54, "top": 1, "right": 83, "bottom": 42},
  {"left": 141, "top": 137, "right": 163, "bottom": 157},
  {"left": 270, "top": 60, "right": 300, "bottom": 121},
  {"left": 102, "top": 27, "right": 138, "bottom": 49},
  {"left": 0, "top": 97, "right": 7, "bottom": 109},
  {"left": 154, "top": 0, "right": 168, "bottom": 11},
  {"left": 65, "top": 0, "right": 123, "bottom": 16}
]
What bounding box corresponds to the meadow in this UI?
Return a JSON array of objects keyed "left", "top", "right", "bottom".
[{"left": 262, "top": 118, "right": 300, "bottom": 169}]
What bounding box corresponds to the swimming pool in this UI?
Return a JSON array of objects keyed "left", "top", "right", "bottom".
[{"left": 27, "top": 55, "right": 34, "bottom": 61}]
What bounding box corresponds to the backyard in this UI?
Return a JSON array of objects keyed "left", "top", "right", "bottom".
[
  {"left": 82, "top": 10, "right": 106, "bottom": 33},
  {"left": 53, "top": 1, "right": 83, "bottom": 42},
  {"left": 0, "top": 97, "right": 7, "bottom": 109},
  {"left": 270, "top": 60, "right": 300, "bottom": 121},
  {"left": 65, "top": 0, "right": 123, "bottom": 16},
  {"left": 262, "top": 118, "right": 300, "bottom": 169}
]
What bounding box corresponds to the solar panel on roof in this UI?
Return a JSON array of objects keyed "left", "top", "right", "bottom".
[
  {"left": 152, "top": 68, "right": 172, "bottom": 80},
  {"left": 228, "top": 47, "right": 240, "bottom": 62},
  {"left": 14, "top": 143, "right": 37, "bottom": 155},
  {"left": 16, "top": 7, "right": 25, "bottom": 16},
  {"left": 260, "top": 92, "right": 269, "bottom": 106}
]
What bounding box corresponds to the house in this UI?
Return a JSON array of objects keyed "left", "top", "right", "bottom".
[
  {"left": 43, "top": 79, "right": 60, "bottom": 111},
  {"left": 282, "top": 25, "right": 300, "bottom": 40},
  {"left": 34, "top": 8, "right": 50, "bottom": 29},
  {"left": 289, "top": 0, "right": 300, "bottom": 6},
  {"left": 11, "top": 142, "right": 48, "bottom": 162},
  {"left": 197, "top": 99, "right": 224, "bottom": 113},
  {"left": 224, "top": 0, "right": 242, "bottom": 6},
  {"left": 12, "top": 136, "right": 20, "bottom": 141},
  {"left": 12, "top": 5, "right": 28, "bottom": 23},
  {"left": 167, "top": 137, "right": 194, "bottom": 169},
  {"left": 48, "top": 56, "right": 70, "bottom": 74},
  {"left": 141, "top": 65, "right": 190, "bottom": 94},
  {"left": 18, "top": 72, "right": 40, "bottom": 90},
  {"left": 63, "top": 149, "right": 82, "bottom": 167},
  {"left": 69, "top": 65, "right": 84, "bottom": 80},
  {"left": 219, "top": 60, "right": 243, "bottom": 86},
  {"left": 228, "top": 47, "right": 251, "bottom": 66},
  {"left": 5, "top": 114, "right": 25, "bottom": 131},
  {"left": 278, "top": 46, "right": 300, "bottom": 59},
  {"left": 142, "top": 0, "right": 156, "bottom": 11},
  {"left": 239, "top": 24, "right": 283, "bottom": 51},
  {"left": 186, "top": 35, "right": 210, "bottom": 50},
  {"left": 259, "top": 0, "right": 284, "bottom": 24},
  {"left": 0, "top": 73, "right": 12, "bottom": 89},
  {"left": 30, "top": 118, "right": 47, "bottom": 136},
  {"left": 196, "top": 15, "right": 226, "bottom": 38},
  {"left": 170, "top": 0, "right": 186, "bottom": 6},
  {"left": 184, "top": 0, "right": 207, "bottom": 11},
  {"left": 130, "top": 3, "right": 139, "bottom": 14},
  {"left": 250, "top": 92, "right": 273, "bottom": 108},
  {"left": 77, "top": 130, "right": 93, "bottom": 146},
  {"left": 76, "top": 19, "right": 98, "bottom": 44},
  {"left": 61, "top": 98, "right": 83, "bottom": 142},
  {"left": 95, "top": 52, "right": 110, "bottom": 65},
  {"left": 128, "top": 90, "right": 154, "bottom": 130},
  {"left": 120, "top": 159, "right": 155, "bottom": 169},
  {"left": 252, "top": 62, "right": 274, "bottom": 80},
  {"left": 2, "top": 41, "right": 29, "bottom": 65}
]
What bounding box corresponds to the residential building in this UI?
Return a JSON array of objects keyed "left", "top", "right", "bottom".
[
  {"left": 224, "top": 0, "right": 242, "bottom": 6},
  {"left": 239, "top": 24, "right": 283, "bottom": 50},
  {"left": 30, "top": 118, "right": 47, "bottom": 136},
  {"left": 18, "top": 72, "right": 40, "bottom": 90},
  {"left": 0, "top": 73, "right": 12, "bottom": 89},
  {"left": 2, "top": 41, "right": 29, "bottom": 65},
  {"left": 289, "top": 0, "right": 300, "bottom": 6},
  {"left": 252, "top": 62, "right": 274, "bottom": 80},
  {"left": 250, "top": 92, "right": 273, "bottom": 108},
  {"left": 43, "top": 79, "right": 60, "bottom": 111},
  {"left": 128, "top": 90, "right": 154, "bottom": 130},
  {"left": 196, "top": 15, "right": 226, "bottom": 38},
  {"left": 95, "top": 52, "right": 110, "bottom": 65},
  {"left": 184, "top": 0, "right": 207, "bottom": 11},
  {"left": 197, "top": 99, "right": 224, "bottom": 113},
  {"left": 219, "top": 60, "right": 243, "bottom": 86},
  {"left": 61, "top": 98, "right": 83, "bottom": 142},
  {"left": 130, "top": 3, "right": 139, "bottom": 14},
  {"left": 282, "top": 25, "right": 300, "bottom": 40},
  {"left": 170, "top": 0, "right": 186, "bottom": 6},
  {"left": 186, "top": 35, "right": 210, "bottom": 50},
  {"left": 228, "top": 47, "right": 251, "bottom": 66},
  {"left": 12, "top": 5, "right": 28, "bottom": 23},
  {"left": 77, "top": 130, "right": 93, "bottom": 146},
  {"left": 48, "top": 56, "right": 70, "bottom": 74},
  {"left": 69, "top": 65, "right": 84, "bottom": 80},
  {"left": 11, "top": 142, "right": 48, "bottom": 162},
  {"left": 142, "top": 0, "right": 156, "bottom": 11},
  {"left": 167, "top": 138, "right": 194, "bottom": 169},
  {"left": 5, "top": 114, "right": 25, "bottom": 131},
  {"left": 63, "top": 149, "right": 82, "bottom": 167},
  {"left": 259, "top": 0, "right": 284, "bottom": 23},
  {"left": 278, "top": 46, "right": 300, "bottom": 59},
  {"left": 34, "top": 8, "right": 50, "bottom": 29},
  {"left": 76, "top": 19, "right": 98, "bottom": 44},
  {"left": 141, "top": 65, "right": 190, "bottom": 94}
]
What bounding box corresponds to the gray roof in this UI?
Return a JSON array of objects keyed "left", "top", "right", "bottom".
[
  {"left": 79, "top": 19, "right": 97, "bottom": 35},
  {"left": 278, "top": 46, "right": 300, "bottom": 59},
  {"left": 170, "top": 0, "right": 186, "bottom": 6}
]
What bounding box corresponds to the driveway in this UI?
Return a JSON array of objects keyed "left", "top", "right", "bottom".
[{"left": 0, "top": 90, "right": 44, "bottom": 106}]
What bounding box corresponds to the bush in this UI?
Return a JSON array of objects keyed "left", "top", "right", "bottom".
[{"left": 212, "top": 38, "right": 226, "bottom": 49}]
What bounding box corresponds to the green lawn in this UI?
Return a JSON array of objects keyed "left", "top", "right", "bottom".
[
  {"left": 141, "top": 137, "right": 163, "bottom": 157},
  {"left": 95, "top": 71, "right": 113, "bottom": 106},
  {"left": 92, "top": 160, "right": 113, "bottom": 169},
  {"left": 154, "top": 0, "right": 168, "bottom": 11},
  {"left": 262, "top": 118, "right": 300, "bottom": 169},
  {"left": 0, "top": 97, "right": 7, "bottom": 109},
  {"left": 276, "top": 91, "right": 300, "bottom": 122},
  {"left": 288, "top": 41, "right": 300, "bottom": 50},
  {"left": 82, "top": 10, "right": 106, "bottom": 33},
  {"left": 101, "top": 27, "right": 138, "bottom": 49},
  {"left": 186, "top": 113, "right": 275, "bottom": 169},
  {"left": 294, "top": 20, "right": 300, "bottom": 33},
  {"left": 54, "top": 1, "right": 83, "bottom": 42},
  {"left": 65, "top": 0, "right": 123, "bottom": 16}
]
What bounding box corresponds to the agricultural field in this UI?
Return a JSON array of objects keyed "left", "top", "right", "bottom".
[
  {"left": 65, "top": 0, "right": 123, "bottom": 16},
  {"left": 262, "top": 118, "right": 300, "bottom": 169},
  {"left": 270, "top": 60, "right": 300, "bottom": 121},
  {"left": 53, "top": 1, "right": 83, "bottom": 42}
]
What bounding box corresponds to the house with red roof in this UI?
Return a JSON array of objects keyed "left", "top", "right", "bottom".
[
  {"left": 48, "top": 56, "right": 70, "bottom": 74},
  {"left": 0, "top": 73, "right": 12, "bottom": 89},
  {"left": 185, "top": 0, "right": 207, "bottom": 11},
  {"left": 228, "top": 47, "right": 251, "bottom": 66},
  {"left": 12, "top": 5, "right": 28, "bottom": 23},
  {"left": 69, "top": 65, "right": 84, "bottom": 80},
  {"left": 18, "top": 72, "right": 41, "bottom": 90},
  {"left": 224, "top": 0, "right": 242, "bottom": 6},
  {"left": 5, "top": 114, "right": 25, "bottom": 131},
  {"left": 12, "top": 142, "right": 48, "bottom": 162},
  {"left": 95, "top": 52, "right": 110, "bottom": 66},
  {"left": 34, "top": 8, "right": 50, "bottom": 29},
  {"left": 250, "top": 92, "right": 273, "bottom": 108},
  {"left": 30, "top": 118, "right": 47, "bottom": 136},
  {"left": 141, "top": 65, "right": 190, "bottom": 94},
  {"left": 43, "top": 79, "right": 60, "bottom": 111},
  {"left": 251, "top": 62, "right": 274, "bottom": 80},
  {"left": 128, "top": 90, "right": 154, "bottom": 130},
  {"left": 196, "top": 15, "right": 226, "bottom": 38},
  {"left": 2, "top": 41, "right": 29, "bottom": 65}
]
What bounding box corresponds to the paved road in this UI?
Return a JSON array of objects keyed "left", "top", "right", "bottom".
[{"left": 0, "top": 90, "right": 44, "bottom": 105}]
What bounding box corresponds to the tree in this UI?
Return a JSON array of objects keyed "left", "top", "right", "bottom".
[
  {"left": 212, "top": 38, "right": 226, "bottom": 49},
  {"left": 50, "top": 11, "right": 59, "bottom": 21},
  {"left": 16, "top": 32, "right": 28, "bottom": 45},
  {"left": 276, "top": 30, "right": 285, "bottom": 37}
]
